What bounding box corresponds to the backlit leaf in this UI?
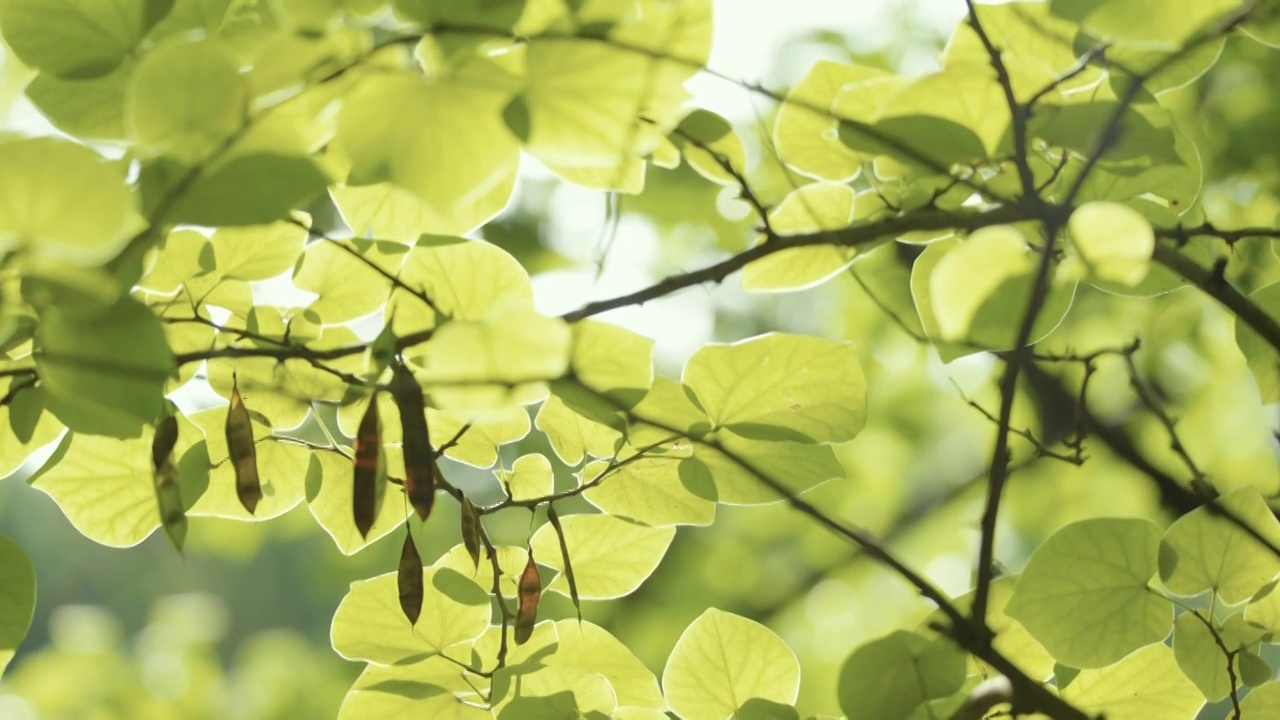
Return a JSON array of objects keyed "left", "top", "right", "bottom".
[
  {"left": 1006, "top": 517, "right": 1173, "bottom": 668},
  {"left": 683, "top": 333, "right": 867, "bottom": 444},
  {"left": 529, "top": 514, "right": 674, "bottom": 599},
  {"left": 1061, "top": 643, "right": 1203, "bottom": 719},
  {"left": 1159, "top": 487, "right": 1280, "bottom": 603},
  {"left": 837, "top": 630, "right": 965, "bottom": 720},
  {"left": 0, "top": 533, "right": 35, "bottom": 679},
  {"left": 663, "top": 609, "right": 800, "bottom": 720},
  {"left": 331, "top": 567, "right": 490, "bottom": 664}
]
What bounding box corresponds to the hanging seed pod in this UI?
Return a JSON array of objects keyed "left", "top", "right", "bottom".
[
  {"left": 352, "top": 394, "right": 382, "bottom": 539},
  {"left": 459, "top": 496, "right": 482, "bottom": 571},
  {"left": 514, "top": 549, "right": 541, "bottom": 645},
  {"left": 389, "top": 361, "right": 435, "bottom": 521},
  {"left": 151, "top": 412, "right": 179, "bottom": 474},
  {"left": 398, "top": 525, "right": 424, "bottom": 626},
  {"left": 546, "top": 505, "right": 581, "bottom": 623},
  {"left": 225, "top": 372, "right": 262, "bottom": 514},
  {"left": 151, "top": 413, "right": 187, "bottom": 552}
]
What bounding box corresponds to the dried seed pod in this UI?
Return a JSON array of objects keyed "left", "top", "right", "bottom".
[
  {"left": 151, "top": 413, "right": 186, "bottom": 552},
  {"left": 546, "top": 505, "right": 581, "bottom": 622},
  {"left": 151, "top": 413, "right": 179, "bottom": 475},
  {"left": 398, "top": 525, "right": 424, "bottom": 626},
  {"left": 389, "top": 361, "right": 435, "bottom": 521},
  {"left": 225, "top": 373, "right": 262, "bottom": 514},
  {"left": 460, "top": 496, "right": 482, "bottom": 571},
  {"left": 514, "top": 549, "right": 541, "bottom": 645},
  {"left": 352, "top": 394, "right": 382, "bottom": 539}
]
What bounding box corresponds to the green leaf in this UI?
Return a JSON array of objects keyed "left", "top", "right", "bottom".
[
  {"left": 0, "top": 137, "right": 137, "bottom": 265},
  {"left": 434, "top": 543, "right": 532, "bottom": 599},
  {"left": 385, "top": 234, "right": 535, "bottom": 339},
  {"left": 674, "top": 109, "right": 747, "bottom": 186},
  {"left": 690, "top": 432, "right": 844, "bottom": 505},
  {"left": 502, "top": 94, "right": 532, "bottom": 143},
  {"left": 564, "top": 321, "right": 654, "bottom": 409},
  {"left": 1242, "top": 681, "right": 1280, "bottom": 716},
  {"left": 205, "top": 325, "right": 363, "bottom": 429},
  {"left": 330, "top": 184, "right": 442, "bottom": 243},
  {"left": 838, "top": 115, "right": 986, "bottom": 172},
  {"left": 1005, "top": 517, "right": 1173, "bottom": 668},
  {"left": 1159, "top": 487, "right": 1280, "bottom": 603},
  {"left": 393, "top": 0, "right": 525, "bottom": 29},
  {"left": 306, "top": 451, "right": 405, "bottom": 555},
  {"left": 1237, "top": 282, "right": 1280, "bottom": 403},
  {"left": 126, "top": 38, "right": 247, "bottom": 162},
  {"left": 1024, "top": 101, "right": 1181, "bottom": 165},
  {"left": 486, "top": 619, "right": 665, "bottom": 714},
  {"left": 544, "top": 620, "right": 665, "bottom": 710},
  {"left": 138, "top": 228, "right": 212, "bottom": 295},
  {"left": 211, "top": 222, "right": 307, "bottom": 281},
  {"left": 337, "top": 654, "right": 491, "bottom": 719},
  {"left": 0, "top": 0, "right": 173, "bottom": 78},
  {"left": 529, "top": 514, "right": 674, "bottom": 599},
  {"left": 1172, "top": 612, "right": 1234, "bottom": 702},
  {"left": 741, "top": 184, "right": 861, "bottom": 292},
  {"left": 0, "top": 379, "right": 64, "bottom": 480},
  {"left": 6, "top": 384, "right": 43, "bottom": 445},
  {"left": 930, "top": 226, "right": 1036, "bottom": 341},
  {"left": 943, "top": 2, "right": 1103, "bottom": 98},
  {"left": 1221, "top": 611, "right": 1271, "bottom": 648},
  {"left": 1060, "top": 644, "right": 1204, "bottom": 718},
  {"left": 773, "top": 60, "right": 891, "bottom": 181},
  {"left": 837, "top": 630, "right": 966, "bottom": 720},
  {"left": 499, "top": 453, "right": 554, "bottom": 502},
  {"left": 873, "top": 61, "right": 1009, "bottom": 156},
  {"left": 36, "top": 295, "right": 174, "bottom": 439},
  {"left": 912, "top": 235, "right": 1076, "bottom": 360},
  {"left": 25, "top": 62, "right": 132, "bottom": 140},
  {"left": 1065, "top": 201, "right": 1155, "bottom": 287},
  {"left": 630, "top": 376, "right": 714, "bottom": 442},
  {"left": 428, "top": 406, "right": 531, "bottom": 468},
  {"left": 662, "top": 608, "right": 800, "bottom": 720},
  {"left": 161, "top": 154, "right": 331, "bottom": 227},
  {"left": 496, "top": 668, "right": 618, "bottom": 719},
  {"left": 292, "top": 238, "right": 407, "bottom": 323},
  {"left": 928, "top": 576, "right": 1055, "bottom": 681},
  {"left": 683, "top": 333, "right": 866, "bottom": 444},
  {"left": 331, "top": 566, "right": 490, "bottom": 664},
  {"left": 1050, "top": 0, "right": 1240, "bottom": 45},
  {"left": 0, "top": 533, "right": 35, "bottom": 679},
  {"left": 416, "top": 309, "right": 571, "bottom": 412},
  {"left": 582, "top": 456, "right": 717, "bottom": 528},
  {"left": 336, "top": 69, "right": 519, "bottom": 234},
  {"left": 520, "top": 30, "right": 691, "bottom": 192},
  {"left": 1240, "top": 651, "right": 1273, "bottom": 687},
  {"left": 31, "top": 433, "right": 166, "bottom": 546},
  {"left": 536, "top": 394, "right": 623, "bottom": 466}
]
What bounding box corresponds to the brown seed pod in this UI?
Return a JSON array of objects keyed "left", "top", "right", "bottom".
[
  {"left": 225, "top": 372, "right": 261, "bottom": 514},
  {"left": 459, "top": 496, "right": 482, "bottom": 571},
  {"left": 514, "top": 549, "right": 541, "bottom": 645},
  {"left": 352, "top": 394, "right": 382, "bottom": 539},
  {"left": 151, "top": 413, "right": 179, "bottom": 475},
  {"left": 389, "top": 361, "right": 435, "bottom": 521},
  {"left": 150, "top": 413, "right": 186, "bottom": 552},
  {"left": 398, "top": 525, "right": 424, "bottom": 626}
]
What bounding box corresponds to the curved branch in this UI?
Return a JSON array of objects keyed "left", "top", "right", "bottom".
[{"left": 561, "top": 204, "right": 1029, "bottom": 322}]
